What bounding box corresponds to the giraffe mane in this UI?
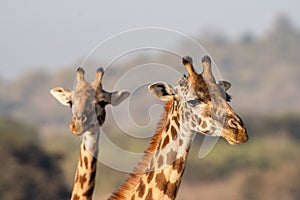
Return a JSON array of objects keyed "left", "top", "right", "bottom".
[{"left": 110, "top": 101, "right": 173, "bottom": 199}]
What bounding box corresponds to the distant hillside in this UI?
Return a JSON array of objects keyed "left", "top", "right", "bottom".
[{"left": 200, "top": 15, "right": 300, "bottom": 115}]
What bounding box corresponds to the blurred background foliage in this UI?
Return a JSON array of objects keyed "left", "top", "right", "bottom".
[
  {"left": 0, "top": 117, "right": 70, "bottom": 199},
  {"left": 0, "top": 15, "right": 300, "bottom": 200}
]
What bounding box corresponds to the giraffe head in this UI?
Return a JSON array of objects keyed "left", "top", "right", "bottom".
[
  {"left": 50, "top": 67, "right": 130, "bottom": 135},
  {"left": 149, "top": 55, "right": 248, "bottom": 145}
]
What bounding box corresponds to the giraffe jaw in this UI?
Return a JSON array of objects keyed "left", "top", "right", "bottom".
[
  {"left": 222, "top": 135, "right": 248, "bottom": 145},
  {"left": 225, "top": 137, "right": 241, "bottom": 145}
]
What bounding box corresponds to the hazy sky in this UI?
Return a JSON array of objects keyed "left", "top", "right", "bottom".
[{"left": 1, "top": 0, "right": 300, "bottom": 80}]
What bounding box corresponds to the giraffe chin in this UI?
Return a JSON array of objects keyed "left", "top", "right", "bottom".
[
  {"left": 223, "top": 136, "right": 248, "bottom": 145},
  {"left": 225, "top": 138, "right": 241, "bottom": 145},
  {"left": 69, "top": 122, "right": 81, "bottom": 135}
]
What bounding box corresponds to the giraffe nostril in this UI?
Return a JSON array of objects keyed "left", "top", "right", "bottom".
[
  {"left": 228, "top": 119, "right": 237, "bottom": 129},
  {"left": 75, "top": 114, "right": 81, "bottom": 120},
  {"left": 74, "top": 114, "right": 87, "bottom": 123},
  {"left": 82, "top": 115, "right": 87, "bottom": 123}
]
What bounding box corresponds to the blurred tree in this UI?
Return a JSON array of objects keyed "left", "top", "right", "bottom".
[
  {"left": 274, "top": 14, "right": 296, "bottom": 35},
  {"left": 0, "top": 117, "right": 70, "bottom": 200},
  {"left": 240, "top": 32, "right": 256, "bottom": 46}
]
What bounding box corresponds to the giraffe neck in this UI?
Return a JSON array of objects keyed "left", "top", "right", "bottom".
[
  {"left": 110, "top": 101, "right": 195, "bottom": 200},
  {"left": 71, "top": 130, "right": 99, "bottom": 200}
]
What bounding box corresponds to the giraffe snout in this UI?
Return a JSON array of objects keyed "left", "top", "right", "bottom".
[
  {"left": 75, "top": 114, "right": 88, "bottom": 124},
  {"left": 240, "top": 126, "right": 249, "bottom": 143},
  {"left": 69, "top": 114, "right": 91, "bottom": 135},
  {"left": 221, "top": 119, "right": 249, "bottom": 145}
]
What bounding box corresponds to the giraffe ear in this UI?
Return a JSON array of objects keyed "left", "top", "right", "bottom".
[
  {"left": 111, "top": 90, "right": 130, "bottom": 106},
  {"left": 218, "top": 81, "right": 231, "bottom": 91},
  {"left": 50, "top": 87, "right": 73, "bottom": 106},
  {"left": 148, "top": 81, "right": 175, "bottom": 101}
]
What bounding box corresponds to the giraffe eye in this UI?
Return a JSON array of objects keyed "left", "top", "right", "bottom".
[{"left": 187, "top": 99, "right": 200, "bottom": 107}]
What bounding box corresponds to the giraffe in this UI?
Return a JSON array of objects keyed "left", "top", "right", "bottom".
[
  {"left": 50, "top": 67, "right": 130, "bottom": 200},
  {"left": 109, "top": 55, "right": 248, "bottom": 200}
]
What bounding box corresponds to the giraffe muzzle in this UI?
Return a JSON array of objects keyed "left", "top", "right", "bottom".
[{"left": 69, "top": 114, "right": 97, "bottom": 135}]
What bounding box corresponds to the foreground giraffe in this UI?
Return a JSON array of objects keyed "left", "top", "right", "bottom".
[
  {"left": 109, "top": 55, "right": 248, "bottom": 200},
  {"left": 50, "top": 68, "right": 130, "bottom": 200}
]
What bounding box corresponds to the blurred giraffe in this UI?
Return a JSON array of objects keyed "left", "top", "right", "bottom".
[{"left": 51, "top": 67, "right": 129, "bottom": 200}]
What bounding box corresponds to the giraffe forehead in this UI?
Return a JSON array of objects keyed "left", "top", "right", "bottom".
[
  {"left": 72, "top": 89, "right": 96, "bottom": 108},
  {"left": 174, "top": 77, "right": 203, "bottom": 97},
  {"left": 73, "top": 81, "right": 109, "bottom": 104},
  {"left": 74, "top": 89, "right": 95, "bottom": 99},
  {"left": 174, "top": 77, "right": 189, "bottom": 93},
  {"left": 74, "top": 81, "right": 96, "bottom": 96}
]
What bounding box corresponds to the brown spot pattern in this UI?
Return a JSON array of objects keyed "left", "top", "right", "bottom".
[
  {"left": 172, "top": 116, "right": 180, "bottom": 128},
  {"left": 191, "top": 121, "right": 196, "bottom": 128},
  {"left": 83, "top": 186, "right": 95, "bottom": 197},
  {"left": 179, "top": 139, "right": 183, "bottom": 146},
  {"left": 79, "top": 173, "right": 87, "bottom": 189},
  {"left": 72, "top": 194, "right": 80, "bottom": 200},
  {"left": 155, "top": 171, "right": 167, "bottom": 192},
  {"left": 145, "top": 188, "right": 153, "bottom": 200},
  {"left": 162, "top": 135, "right": 170, "bottom": 149},
  {"left": 166, "top": 149, "right": 177, "bottom": 164},
  {"left": 201, "top": 121, "right": 207, "bottom": 129},
  {"left": 170, "top": 126, "right": 177, "bottom": 140},
  {"left": 184, "top": 112, "right": 190, "bottom": 121},
  {"left": 173, "top": 157, "right": 184, "bottom": 174},
  {"left": 137, "top": 179, "right": 146, "bottom": 198},
  {"left": 198, "top": 117, "right": 202, "bottom": 125},
  {"left": 147, "top": 171, "right": 154, "bottom": 184},
  {"left": 157, "top": 155, "right": 164, "bottom": 169},
  {"left": 84, "top": 156, "right": 89, "bottom": 169},
  {"left": 194, "top": 114, "right": 199, "bottom": 121},
  {"left": 165, "top": 181, "right": 179, "bottom": 199}
]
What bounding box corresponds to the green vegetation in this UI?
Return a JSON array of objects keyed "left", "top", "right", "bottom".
[
  {"left": 0, "top": 117, "right": 70, "bottom": 200},
  {"left": 1, "top": 114, "right": 299, "bottom": 199}
]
